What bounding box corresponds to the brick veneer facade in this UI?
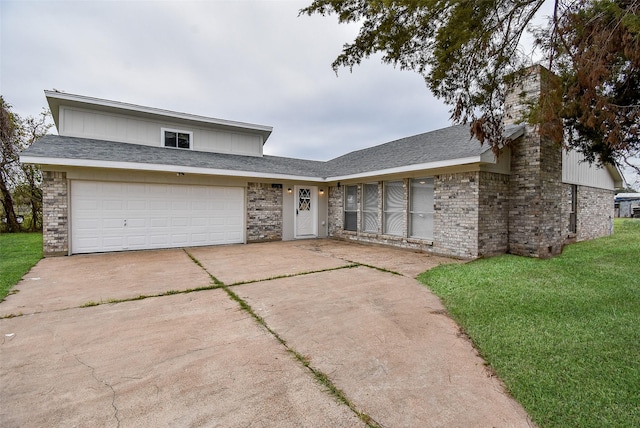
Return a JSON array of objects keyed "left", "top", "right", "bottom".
[
  {"left": 246, "top": 182, "right": 282, "bottom": 242},
  {"left": 564, "top": 184, "right": 614, "bottom": 242},
  {"left": 433, "top": 172, "right": 479, "bottom": 258},
  {"left": 478, "top": 172, "right": 510, "bottom": 256},
  {"left": 325, "top": 66, "right": 613, "bottom": 259},
  {"left": 42, "top": 171, "right": 68, "bottom": 256},
  {"left": 505, "top": 66, "right": 565, "bottom": 258}
]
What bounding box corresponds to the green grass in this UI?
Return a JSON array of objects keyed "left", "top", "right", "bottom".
[
  {"left": 418, "top": 219, "right": 640, "bottom": 428},
  {"left": 0, "top": 233, "right": 43, "bottom": 301}
]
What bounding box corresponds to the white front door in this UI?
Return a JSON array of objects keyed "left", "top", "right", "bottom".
[{"left": 295, "top": 185, "right": 317, "bottom": 238}]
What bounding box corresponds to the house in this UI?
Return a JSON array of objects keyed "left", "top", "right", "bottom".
[
  {"left": 21, "top": 66, "right": 623, "bottom": 258},
  {"left": 615, "top": 193, "right": 640, "bottom": 218}
]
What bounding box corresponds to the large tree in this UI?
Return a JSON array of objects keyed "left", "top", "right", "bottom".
[
  {"left": 301, "top": 0, "right": 639, "bottom": 166},
  {"left": 0, "top": 97, "right": 52, "bottom": 232},
  {"left": 0, "top": 96, "right": 21, "bottom": 232}
]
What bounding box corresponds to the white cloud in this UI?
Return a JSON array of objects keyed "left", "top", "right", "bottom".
[{"left": 1, "top": 0, "right": 450, "bottom": 160}]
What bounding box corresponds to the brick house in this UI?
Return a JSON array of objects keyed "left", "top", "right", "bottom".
[{"left": 21, "top": 66, "right": 623, "bottom": 258}]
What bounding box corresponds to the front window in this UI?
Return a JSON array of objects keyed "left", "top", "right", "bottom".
[
  {"left": 383, "top": 181, "right": 404, "bottom": 236},
  {"left": 362, "top": 183, "right": 378, "bottom": 233},
  {"left": 162, "top": 128, "right": 192, "bottom": 149},
  {"left": 344, "top": 185, "right": 358, "bottom": 231},
  {"left": 569, "top": 184, "right": 577, "bottom": 233},
  {"left": 410, "top": 177, "right": 434, "bottom": 239}
]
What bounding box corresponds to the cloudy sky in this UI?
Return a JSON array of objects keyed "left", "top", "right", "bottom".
[
  {"left": 1, "top": 0, "right": 456, "bottom": 161},
  {"left": 2, "top": 0, "right": 637, "bottom": 185}
]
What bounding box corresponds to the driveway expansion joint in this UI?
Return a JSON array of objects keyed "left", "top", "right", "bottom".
[{"left": 184, "top": 249, "right": 382, "bottom": 428}]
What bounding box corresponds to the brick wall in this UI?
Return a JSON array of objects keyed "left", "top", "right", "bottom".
[
  {"left": 42, "top": 171, "right": 68, "bottom": 256},
  {"left": 574, "top": 185, "right": 614, "bottom": 241},
  {"left": 433, "top": 172, "right": 479, "bottom": 258},
  {"left": 246, "top": 182, "right": 282, "bottom": 242},
  {"left": 478, "top": 171, "right": 510, "bottom": 256},
  {"left": 506, "top": 66, "right": 565, "bottom": 258},
  {"left": 327, "top": 185, "right": 343, "bottom": 236}
]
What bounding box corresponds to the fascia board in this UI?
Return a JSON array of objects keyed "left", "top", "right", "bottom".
[
  {"left": 19, "top": 155, "right": 325, "bottom": 183},
  {"left": 326, "top": 156, "right": 483, "bottom": 181}
]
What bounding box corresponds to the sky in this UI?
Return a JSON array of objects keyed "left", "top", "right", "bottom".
[
  {"left": 1, "top": 0, "right": 637, "bottom": 186},
  {"left": 1, "top": 0, "right": 454, "bottom": 161}
]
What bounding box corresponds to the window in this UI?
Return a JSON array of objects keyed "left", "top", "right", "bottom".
[
  {"left": 344, "top": 185, "right": 358, "bottom": 231},
  {"left": 569, "top": 184, "right": 577, "bottom": 234},
  {"left": 362, "top": 183, "right": 378, "bottom": 233},
  {"left": 162, "top": 128, "right": 192, "bottom": 149},
  {"left": 410, "top": 177, "right": 434, "bottom": 239},
  {"left": 383, "top": 181, "right": 404, "bottom": 236}
]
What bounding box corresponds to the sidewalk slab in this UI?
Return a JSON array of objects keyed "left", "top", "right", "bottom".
[
  {"left": 0, "top": 291, "right": 362, "bottom": 427},
  {"left": 237, "top": 266, "right": 533, "bottom": 427}
]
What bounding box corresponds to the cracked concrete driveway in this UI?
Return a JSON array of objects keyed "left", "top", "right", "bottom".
[{"left": 1, "top": 240, "right": 534, "bottom": 427}]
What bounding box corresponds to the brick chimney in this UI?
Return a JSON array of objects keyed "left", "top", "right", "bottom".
[{"left": 505, "top": 65, "right": 565, "bottom": 258}]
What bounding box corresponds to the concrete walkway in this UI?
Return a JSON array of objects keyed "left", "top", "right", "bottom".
[{"left": 1, "top": 240, "right": 534, "bottom": 427}]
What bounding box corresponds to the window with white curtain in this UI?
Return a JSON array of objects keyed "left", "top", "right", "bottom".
[
  {"left": 362, "top": 183, "right": 378, "bottom": 233},
  {"left": 383, "top": 181, "right": 404, "bottom": 236},
  {"left": 344, "top": 185, "right": 358, "bottom": 231},
  {"left": 410, "top": 177, "right": 434, "bottom": 239}
]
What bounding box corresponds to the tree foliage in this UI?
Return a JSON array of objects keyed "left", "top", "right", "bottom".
[
  {"left": 0, "top": 97, "right": 52, "bottom": 232},
  {"left": 301, "top": 0, "right": 640, "bottom": 166}
]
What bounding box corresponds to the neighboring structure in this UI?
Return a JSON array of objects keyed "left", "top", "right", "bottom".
[
  {"left": 615, "top": 193, "right": 640, "bottom": 218},
  {"left": 21, "top": 67, "right": 623, "bottom": 258}
]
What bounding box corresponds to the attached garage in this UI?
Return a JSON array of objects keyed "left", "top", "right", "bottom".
[{"left": 71, "top": 181, "right": 245, "bottom": 254}]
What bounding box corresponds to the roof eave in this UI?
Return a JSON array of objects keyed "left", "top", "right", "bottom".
[
  {"left": 19, "top": 155, "right": 325, "bottom": 182},
  {"left": 326, "top": 156, "right": 485, "bottom": 181}
]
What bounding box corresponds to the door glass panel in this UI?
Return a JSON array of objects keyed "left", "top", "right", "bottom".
[{"left": 299, "top": 188, "right": 311, "bottom": 211}]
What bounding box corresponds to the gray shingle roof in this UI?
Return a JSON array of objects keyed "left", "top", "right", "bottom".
[
  {"left": 22, "top": 124, "right": 524, "bottom": 179},
  {"left": 22, "top": 135, "right": 328, "bottom": 178}
]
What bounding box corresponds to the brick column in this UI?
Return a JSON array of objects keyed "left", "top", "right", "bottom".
[
  {"left": 505, "top": 66, "right": 564, "bottom": 257},
  {"left": 246, "top": 182, "right": 282, "bottom": 242},
  {"left": 42, "top": 171, "right": 68, "bottom": 256}
]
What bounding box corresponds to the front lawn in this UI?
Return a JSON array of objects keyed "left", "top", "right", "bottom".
[
  {"left": 0, "top": 233, "right": 43, "bottom": 301},
  {"left": 418, "top": 219, "right": 640, "bottom": 428}
]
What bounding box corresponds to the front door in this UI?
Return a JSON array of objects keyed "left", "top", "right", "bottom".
[{"left": 295, "top": 185, "right": 317, "bottom": 238}]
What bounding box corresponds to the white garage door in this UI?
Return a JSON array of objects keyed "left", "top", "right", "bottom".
[{"left": 71, "top": 181, "right": 244, "bottom": 254}]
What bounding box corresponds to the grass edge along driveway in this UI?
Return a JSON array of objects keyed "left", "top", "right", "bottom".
[
  {"left": 419, "top": 219, "right": 640, "bottom": 428},
  {"left": 0, "top": 233, "right": 42, "bottom": 301}
]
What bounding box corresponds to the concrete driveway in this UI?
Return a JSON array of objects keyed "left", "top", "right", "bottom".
[{"left": 1, "top": 240, "right": 534, "bottom": 427}]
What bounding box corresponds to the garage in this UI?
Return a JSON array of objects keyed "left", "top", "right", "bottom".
[{"left": 71, "top": 181, "right": 245, "bottom": 254}]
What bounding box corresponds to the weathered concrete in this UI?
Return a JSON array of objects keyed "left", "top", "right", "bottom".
[
  {"left": 238, "top": 267, "right": 531, "bottom": 427},
  {"left": 1, "top": 292, "right": 360, "bottom": 427},
  {"left": 1, "top": 239, "right": 533, "bottom": 427},
  {"left": 0, "top": 249, "right": 210, "bottom": 317}
]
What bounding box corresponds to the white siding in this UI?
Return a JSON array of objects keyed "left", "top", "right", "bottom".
[
  {"left": 59, "top": 106, "right": 263, "bottom": 157},
  {"left": 562, "top": 149, "right": 615, "bottom": 190}
]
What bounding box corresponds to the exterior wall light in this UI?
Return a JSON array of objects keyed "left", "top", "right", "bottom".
[
  {"left": 287, "top": 188, "right": 292, "bottom": 193},
  {"left": 319, "top": 189, "right": 324, "bottom": 195}
]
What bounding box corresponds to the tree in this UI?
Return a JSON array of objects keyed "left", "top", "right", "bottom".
[
  {"left": 301, "top": 0, "right": 639, "bottom": 166},
  {"left": 0, "top": 97, "right": 52, "bottom": 232},
  {"left": 0, "top": 96, "right": 21, "bottom": 232},
  {"left": 19, "top": 111, "right": 51, "bottom": 231}
]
